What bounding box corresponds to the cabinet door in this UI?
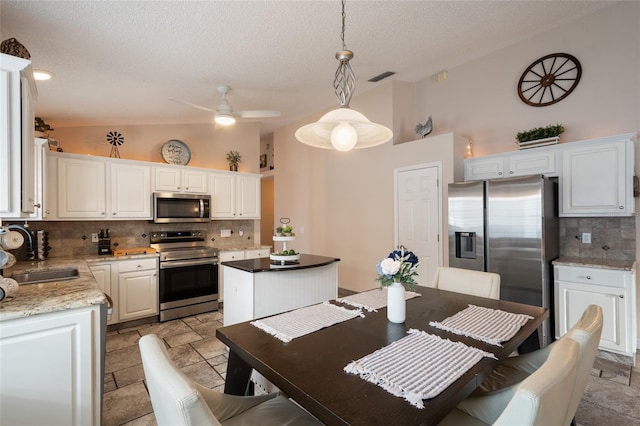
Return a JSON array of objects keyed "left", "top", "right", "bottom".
[
  {"left": 89, "top": 263, "right": 116, "bottom": 324},
  {"left": 218, "top": 251, "right": 245, "bottom": 301},
  {"left": 210, "top": 172, "right": 236, "bottom": 218},
  {"left": 507, "top": 150, "right": 557, "bottom": 177},
  {"left": 556, "top": 280, "right": 629, "bottom": 354},
  {"left": 153, "top": 166, "right": 181, "bottom": 192},
  {"left": 0, "top": 307, "right": 100, "bottom": 426},
  {"left": 464, "top": 157, "right": 505, "bottom": 181},
  {"left": 110, "top": 162, "right": 151, "bottom": 218},
  {"left": 560, "top": 140, "right": 632, "bottom": 216},
  {"left": 183, "top": 170, "right": 208, "bottom": 193},
  {"left": 20, "top": 70, "right": 36, "bottom": 214},
  {"left": 236, "top": 174, "right": 260, "bottom": 218},
  {"left": 57, "top": 157, "right": 106, "bottom": 218},
  {"left": 118, "top": 269, "right": 158, "bottom": 321}
]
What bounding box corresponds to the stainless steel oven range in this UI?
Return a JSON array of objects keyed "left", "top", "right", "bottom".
[{"left": 150, "top": 230, "right": 219, "bottom": 322}]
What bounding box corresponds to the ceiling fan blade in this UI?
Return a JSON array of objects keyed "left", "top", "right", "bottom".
[
  {"left": 168, "top": 97, "right": 217, "bottom": 113},
  {"left": 235, "top": 110, "right": 282, "bottom": 119}
]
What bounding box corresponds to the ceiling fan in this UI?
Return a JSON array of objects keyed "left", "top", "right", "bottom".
[{"left": 169, "top": 85, "right": 281, "bottom": 126}]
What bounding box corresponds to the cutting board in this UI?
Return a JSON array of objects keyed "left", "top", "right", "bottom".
[{"left": 112, "top": 247, "right": 157, "bottom": 256}]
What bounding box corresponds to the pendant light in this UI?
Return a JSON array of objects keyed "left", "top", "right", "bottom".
[{"left": 295, "top": 0, "right": 393, "bottom": 151}]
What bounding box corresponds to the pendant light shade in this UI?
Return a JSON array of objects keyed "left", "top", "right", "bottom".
[
  {"left": 295, "top": 0, "right": 392, "bottom": 151},
  {"left": 295, "top": 107, "right": 393, "bottom": 150}
]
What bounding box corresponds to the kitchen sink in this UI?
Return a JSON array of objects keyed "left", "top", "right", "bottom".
[{"left": 11, "top": 268, "right": 80, "bottom": 285}]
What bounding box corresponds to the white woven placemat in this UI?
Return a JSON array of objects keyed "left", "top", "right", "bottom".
[
  {"left": 429, "top": 304, "right": 534, "bottom": 346},
  {"left": 344, "top": 329, "right": 496, "bottom": 409},
  {"left": 335, "top": 287, "right": 421, "bottom": 312},
  {"left": 251, "top": 302, "right": 364, "bottom": 343}
]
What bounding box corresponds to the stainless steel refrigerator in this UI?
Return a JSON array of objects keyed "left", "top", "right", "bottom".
[{"left": 448, "top": 175, "right": 558, "bottom": 347}]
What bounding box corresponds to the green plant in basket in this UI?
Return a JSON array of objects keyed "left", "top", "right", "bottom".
[{"left": 516, "top": 124, "right": 564, "bottom": 143}]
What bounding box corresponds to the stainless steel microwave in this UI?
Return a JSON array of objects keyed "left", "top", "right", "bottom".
[{"left": 153, "top": 192, "right": 211, "bottom": 223}]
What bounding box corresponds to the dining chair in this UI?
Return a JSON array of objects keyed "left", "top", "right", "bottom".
[
  {"left": 471, "top": 304, "right": 603, "bottom": 425},
  {"left": 438, "top": 337, "right": 580, "bottom": 425},
  {"left": 139, "top": 334, "right": 321, "bottom": 426},
  {"left": 431, "top": 266, "right": 501, "bottom": 299}
]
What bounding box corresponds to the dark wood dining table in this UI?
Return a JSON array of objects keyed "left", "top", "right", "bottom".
[{"left": 216, "top": 286, "right": 548, "bottom": 425}]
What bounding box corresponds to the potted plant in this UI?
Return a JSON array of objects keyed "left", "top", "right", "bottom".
[
  {"left": 516, "top": 124, "right": 564, "bottom": 145},
  {"left": 34, "top": 117, "right": 54, "bottom": 137},
  {"left": 226, "top": 150, "right": 242, "bottom": 171}
]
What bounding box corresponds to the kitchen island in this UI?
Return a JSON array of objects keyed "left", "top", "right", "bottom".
[{"left": 222, "top": 254, "right": 340, "bottom": 326}]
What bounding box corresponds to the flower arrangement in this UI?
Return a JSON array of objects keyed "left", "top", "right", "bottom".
[
  {"left": 515, "top": 124, "right": 564, "bottom": 143},
  {"left": 376, "top": 247, "right": 419, "bottom": 291},
  {"left": 226, "top": 150, "right": 242, "bottom": 171}
]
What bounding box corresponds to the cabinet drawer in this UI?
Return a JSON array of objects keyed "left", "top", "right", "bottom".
[
  {"left": 118, "top": 258, "right": 158, "bottom": 273},
  {"left": 554, "top": 265, "right": 630, "bottom": 288},
  {"left": 245, "top": 248, "right": 270, "bottom": 259},
  {"left": 220, "top": 251, "right": 245, "bottom": 262}
]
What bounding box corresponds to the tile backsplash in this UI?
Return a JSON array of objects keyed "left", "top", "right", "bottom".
[
  {"left": 3, "top": 220, "right": 265, "bottom": 260},
  {"left": 560, "top": 217, "right": 636, "bottom": 261}
]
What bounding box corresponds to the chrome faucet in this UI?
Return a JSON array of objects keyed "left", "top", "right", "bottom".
[{"left": 7, "top": 224, "right": 35, "bottom": 259}]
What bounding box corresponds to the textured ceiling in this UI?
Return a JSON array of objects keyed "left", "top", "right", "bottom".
[{"left": 1, "top": 1, "right": 613, "bottom": 136}]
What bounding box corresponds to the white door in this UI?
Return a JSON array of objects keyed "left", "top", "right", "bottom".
[{"left": 395, "top": 164, "right": 441, "bottom": 287}]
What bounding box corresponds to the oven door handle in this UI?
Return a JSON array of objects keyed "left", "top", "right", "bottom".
[{"left": 160, "top": 258, "right": 218, "bottom": 269}]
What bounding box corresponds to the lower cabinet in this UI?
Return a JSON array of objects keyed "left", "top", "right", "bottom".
[
  {"left": 0, "top": 305, "right": 103, "bottom": 425},
  {"left": 554, "top": 264, "right": 637, "bottom": 356},
  {"left": 218, "top": 248, "right": 270, "bottom": 302},
  {"left": 89, "top": 256, "right": 158, "bottom": 324}
]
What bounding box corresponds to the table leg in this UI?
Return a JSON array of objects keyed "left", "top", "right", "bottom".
[{"left": 224, "top": 350, "right": 253, "bottom": 396}]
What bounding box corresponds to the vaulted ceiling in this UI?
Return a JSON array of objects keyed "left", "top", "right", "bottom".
[{"left": 1, "top": 1, "right": 613, "bottom": 136}]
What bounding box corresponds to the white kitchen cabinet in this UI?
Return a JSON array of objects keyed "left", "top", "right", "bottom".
[
  {"left": 89, "top": 262, "right": 117, "bottom": 324},
  {"left": 50, "top": 152, "right": 152, "bottom": 220},
  {"left": 0, "top": 305, "right": 103, "bottom": 426},
  {"left": 0, "top": 53, "right": 37, "bottom": 218},
  {"left": 464, "top": 148, "right": 557, "bottom": 181},
  {"left": 117, "top": 257, "right": 158, "bottom": 322},
  {"left": 110, "top": 162, "right": 151, "bottom": 218},
  {"left": 554, "top": 264, "right": 637, "bottom": 356},
  {"left": 57, "top": 155, "right": 107, "bottom": 218},
  {"left": 210, "top": 172, "right": 261, "bottom": 219},
  {"left": 560, "top": 135, "right": 635, "bottom": 216},
  {"left": 218, "top": 250, "right": 245, "bottom": 302},
  {"left": 245, "top": 248, "right": 271, "bottom": 259},
  {"left": 153, "top": 166, "right": 208, "bottom": 193}
]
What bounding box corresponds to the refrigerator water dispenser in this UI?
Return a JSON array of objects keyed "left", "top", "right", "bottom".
[{"left": 455, "top": 232, "right": 476, "bottom": 259}]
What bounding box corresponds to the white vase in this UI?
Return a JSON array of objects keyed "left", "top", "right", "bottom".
[{"left": 387, "top": 281, "right": 406, "bottom": 323}]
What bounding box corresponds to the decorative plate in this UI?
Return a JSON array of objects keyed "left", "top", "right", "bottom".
[{"left": 161, "top": 139, "right": 191, "bottom": 165}]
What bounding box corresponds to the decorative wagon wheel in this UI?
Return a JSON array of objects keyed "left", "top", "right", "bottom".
[
  {"left": 517, "top": 53, "right": 582, "bottom": 107},
  {"left": 106, "top": 131, "right": 124, "bottom": 158}
]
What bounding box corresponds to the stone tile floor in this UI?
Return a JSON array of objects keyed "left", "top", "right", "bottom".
[{"left": 103, "top": 311, "right": 640, "bottom": 425}]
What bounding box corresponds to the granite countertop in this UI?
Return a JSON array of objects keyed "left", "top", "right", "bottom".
[
  {"left": 222, "top": 254, "right": 340, "bottom": 273},
  {"left": 0, "top": 254, "right": 160, "bottom": 322},
  {"left": 553, "top": 257, "right": 636, "bottom": 271}
]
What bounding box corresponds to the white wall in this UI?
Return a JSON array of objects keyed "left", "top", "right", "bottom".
[
  {"left": 273, "top": 2, "right": 639, "bottom": 294},
  {"left": 49, "top": 122, "right": 261, "bottom": 173}
]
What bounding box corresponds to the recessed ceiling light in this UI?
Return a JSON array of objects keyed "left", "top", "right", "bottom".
[{"left": 33, "top": 70, "right": 55, "bottom": 81}]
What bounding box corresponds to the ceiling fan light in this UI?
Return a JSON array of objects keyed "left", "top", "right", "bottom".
[
  {"left": 295, "top": 107, "right": 392, "bottom": 150},
  {"left": 215, "top": 113, "right": 236, "bottom": 126}
]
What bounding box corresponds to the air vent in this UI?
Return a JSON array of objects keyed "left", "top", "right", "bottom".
[{"left": 368, "top": 71, "right": 395, "bottom": 82}]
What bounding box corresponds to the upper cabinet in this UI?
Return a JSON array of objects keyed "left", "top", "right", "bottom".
[
  {"left": 210, "top": 172, "right": 261, "bottom": 219},
  {"left": 44, "top": 151, "right": 260, "bottom": 221},
  {"left": 560, "top": 135, "right": 635, "bottom": 217},
  {"left": 153, "top": 166, "right": 208, "bottom": 193},
  {"left": 0, "top": 53, "right": 37, "bottom": 218},
  {"left": 465, "top": 147, "right": 558, "bottom": 181},
  {"left": 464, "top": 133, "right": 636, "bottom": 217},
  {"left": 49, "top": 152, "right": 152, "bottom": 220}
]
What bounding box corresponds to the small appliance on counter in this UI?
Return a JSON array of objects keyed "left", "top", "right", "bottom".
[{"left": 98, "top": 229, "right": 112, "bottom": 255}]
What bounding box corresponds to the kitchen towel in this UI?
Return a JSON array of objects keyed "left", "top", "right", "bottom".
[
  {"left": 344, "top": 329, "right": 496, "bottom": 409},
  {"left": 251, "top": 302, "right": 364, "bottom": 343},
  {"left": 429, "top": 304, "right": 534, "bottom": 346},
  {"left": 335, "top": 287, "right": 421, "bottom": 312}
]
